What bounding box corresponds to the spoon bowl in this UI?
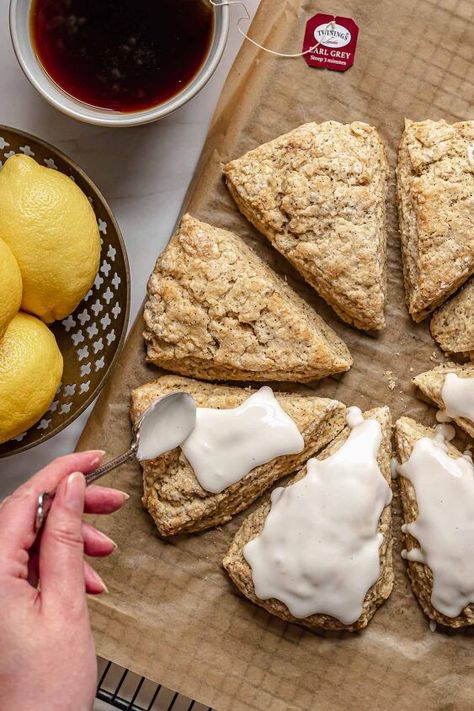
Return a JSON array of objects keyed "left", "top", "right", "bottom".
[
  {"left": 136, "top": 392, "right": 196, "bottom": 461},
  {"left": 35, "top": 391, "right": 197, "bottom": 530}
]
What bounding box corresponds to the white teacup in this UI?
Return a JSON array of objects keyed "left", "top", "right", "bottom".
[{"left": 9, "top": 0, "right": 229, "bottom": 127}]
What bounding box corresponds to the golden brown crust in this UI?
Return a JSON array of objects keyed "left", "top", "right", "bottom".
[
  {"left": 132, "top": 374, "right": 347, "bottom": 536},
  {"left": 413, "top": 362, "right": 474, "bottom": 437},
  {"left": 223, "top": 407, "right": 393, "bottom": 631},
  {"left": 430, "top": 278, "right": 474, "bottom": 360},
  {"left": 397, "top": 119, "right": 474, "bottom": 322},
  {"left": 224, "top": 121, "right": 388, "bottom": 331},
  {"left": 143, "top": 214, "right": 352, "bottom": 382},
  {"left": 395, "top": 416, "right": 474, "bottom": 627}
]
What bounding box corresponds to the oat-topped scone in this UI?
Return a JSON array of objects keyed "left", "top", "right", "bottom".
[
  {"left": 224, "top": 121, "right": 388, "bottom": 331},
  {"left": 397, "top": 119, "right": 474, "bottom": 322},
  {"left": 132, "top": 375, "right": 347, "bottom": 536},
  {"left": 224, "top": 407, "right": 393, "bottom": 631},
  {"left": 143, "top": 214, "right": 352, "bottom": 382},
  {"left": 414, "top": 362, "right": 474, "bottom": 438},
  {"left": 430, "top": 278, "right": 474, "bottom": 361}
]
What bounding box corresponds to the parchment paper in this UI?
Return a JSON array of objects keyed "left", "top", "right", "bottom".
[{"left": 78, "top": 2, "right": 474, "bottom": 709}]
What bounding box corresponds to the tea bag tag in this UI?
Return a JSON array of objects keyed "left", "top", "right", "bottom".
[{"left": 302, "top": 14, "right": 359, "bottom": 72}]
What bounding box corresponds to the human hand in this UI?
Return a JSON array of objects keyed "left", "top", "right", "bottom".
[{"left": 0, "top": 451, "right": 128, "bottom": 711}]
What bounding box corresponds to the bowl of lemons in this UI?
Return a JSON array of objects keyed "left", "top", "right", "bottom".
[{"left": 0, "top": 126, "right": 129, "bottom": 457}]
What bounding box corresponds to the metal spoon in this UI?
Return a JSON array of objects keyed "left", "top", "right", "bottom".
[{"left": 35, "top": 392, "right": 197, "bottom": 531}]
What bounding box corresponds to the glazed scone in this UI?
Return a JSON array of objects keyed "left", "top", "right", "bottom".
[
  {"left": 224, "top": 407, "right": 393, "bottom": 631},
  {"left": 395, "top": 417, "right": 474, "bottom": 627},
  {"left": 397, "top": 119, "right": 474, "bottom": 322},
  {"left": 414, "top": 362, "right": 474, "bottom": 438},
  {"left": 131, "top": 375, "right": 347, "bottom": 536},
  {"left": 430, "top": 278, "right": 474, "bottom": 360},
  {"left": 143, "top": 214, "right": 352, "bottom": 382},
  {"left": 224, "top": 121, "right": 388, "bottom": 331}
]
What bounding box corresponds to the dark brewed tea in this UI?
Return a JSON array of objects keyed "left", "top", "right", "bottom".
[{"left": 31, "top": 0, "right": 214, "bottom": 112}]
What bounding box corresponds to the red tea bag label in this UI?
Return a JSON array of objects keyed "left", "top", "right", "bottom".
[{"left": 303, "top": 14, "right": 359, "bottom": 72}]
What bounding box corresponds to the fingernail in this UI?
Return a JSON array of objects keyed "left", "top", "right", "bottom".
[
  {"left": 90, "top": 450, "right": 106, "bottom": 468},
  {"left": 65, "top": 472, "right": 86, "bottom": 512},
  {"left": 95, "top": 529, "right": 118, "bottom": 550},
  {"left": 89, "top": 566, "right": 109, "bottom": 593},
  {"left": 119, "top": 491, "right": 130, "bottom": 501}
]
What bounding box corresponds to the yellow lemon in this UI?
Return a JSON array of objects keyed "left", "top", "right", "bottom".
[
  {"left": 0, "top": 237, "right": 22, "bottom": 340},
  {"left": 0, "top": 154, "right": 100, "bottom": 323},
  {"left": 0, "top": 312, "right": 63, "bottom": 443}
]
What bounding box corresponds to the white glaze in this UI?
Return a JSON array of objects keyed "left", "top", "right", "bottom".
[
  {"left": 136, "top": 393, "right": 197, "bottom": 461},
  {"left": 434, "top": 423, "right": 455, "bottom": 442},
  {"left": 398, "top": 430, "right": 474, "bottom": 618},
  {"left": 390, "top": 457, "right": 399, "bottom": 479},
  {"left": 435, "top": 409, "right": 452, "bottom": 424},
  {"left": 441, "top": 373, "right": 474, "bottom": 424},
  {"left": 467, "top": 143, "right": 474, "bottom": 172},
  {"left": 180, "top": 387, "right": 304, "bottom": 494},
  {"left": 243, "top": 407, "right": 391, "bottom": 625}
]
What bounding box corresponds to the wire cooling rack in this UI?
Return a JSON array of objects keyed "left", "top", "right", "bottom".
[{"left": 96, "top": 659, "right": 213, "bottom": 711}]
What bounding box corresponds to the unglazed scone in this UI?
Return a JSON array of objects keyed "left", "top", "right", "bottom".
[
  {"left": 223, "top": 407, "right": 393, "bottom": 631},
  {"left": 414, "top": 362, "right": 474, "bottom": 437},
  {"left": 397, "top": 119, "right": 474, "bottom": 322},
  {"left": 224, "top": 121, "right": 388, "bottom": 331},
  {"left": 131, "top": 375, "right": 347, "bottom": 536},
  {"left": 430, "top": 278, "right": 474, "bottom": 360},
  {"left": 143, "top": 214, "right": 352, "bottom": 382},
  {"left": 395, "top": 417, "right": 474, "bottom": 627}
]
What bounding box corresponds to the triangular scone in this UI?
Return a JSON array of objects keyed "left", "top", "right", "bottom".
[
  {"left": 397, "top": 119, "right": 474, "bottom": 322},
  {"left": 430, "top": 278, "right": 474, "bottom": 361},
  {"left": 224, "top": 407, "right": 393, "bottom": 631},
  {"left": 395, "top": 417, "right": 474, "bottom": 627},
  {"left": 131, "top": 375, "right": 347, "bottom": 536},
  {"left": 224, "top": 122, "right": 388, "bottom": 331},
  {"left": 414, "top": 363, "right": 474, "bottom": 438},
  {"left": 143, "top": 214, "right": 352, "bottom": 382}
]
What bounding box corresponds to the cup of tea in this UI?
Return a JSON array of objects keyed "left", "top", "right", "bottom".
[{"left": 9, "top": 0, "right": 229, "bottom": 126}]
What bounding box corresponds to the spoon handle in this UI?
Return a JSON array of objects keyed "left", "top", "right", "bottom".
[
  {"left": 85, "top": 445, "right": 137, "bottom": 485},
  {"left": 34, "top": 445, "right": 137, "bottom": 532}
]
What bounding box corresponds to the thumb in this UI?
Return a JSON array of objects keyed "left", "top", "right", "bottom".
[{"left": 39, "top": 472, "right": 88, "bottom": 612}]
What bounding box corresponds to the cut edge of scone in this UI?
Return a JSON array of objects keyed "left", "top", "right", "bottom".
[
  {"left": 224, "top": 121, "right": 388, "bottom": 332},
  {"left": 430, "top": 278, "right": 474, "bottom": 361},
  {"left": 143, "top": 214, "right": 352, "bottom": 383},
  {"left": 395, "top": 416, "right": 474, "bottom": 628},
  {"left": 397, "top": 119, "right": 474, "bottom": 322},
  {"left": 413, "top": 363, "right": 474, "bottom": 438},
  {"left": 223, "top": 406, "right": 393, "bottom": 632},
  {"left": 132, "top": 374, "right": 348, "bottom": 536}
]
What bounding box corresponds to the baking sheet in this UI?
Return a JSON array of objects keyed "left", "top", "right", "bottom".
[{"left": 78, "top": 1, "right": 474, "bottom": 708}]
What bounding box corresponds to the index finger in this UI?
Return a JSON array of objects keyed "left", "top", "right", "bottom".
[{"left": 0, "top": 451, "right": 104, "bottom": 573}]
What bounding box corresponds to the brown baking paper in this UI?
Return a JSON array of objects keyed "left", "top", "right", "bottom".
[{"left": 78, "top": 1, "right": 474, "bottom": 708}]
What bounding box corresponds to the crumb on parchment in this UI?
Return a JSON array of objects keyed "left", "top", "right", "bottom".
[{"left": 383, "top": 370, "right": 397, "bottom": 391}]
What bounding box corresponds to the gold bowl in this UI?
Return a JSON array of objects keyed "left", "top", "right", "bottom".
[{"left": 0, "top": 126, "right": 130, "bottom": 458}]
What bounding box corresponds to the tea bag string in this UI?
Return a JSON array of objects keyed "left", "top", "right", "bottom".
[{"left": 209, "top": 0, "right": 335, "bottom": 58}]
